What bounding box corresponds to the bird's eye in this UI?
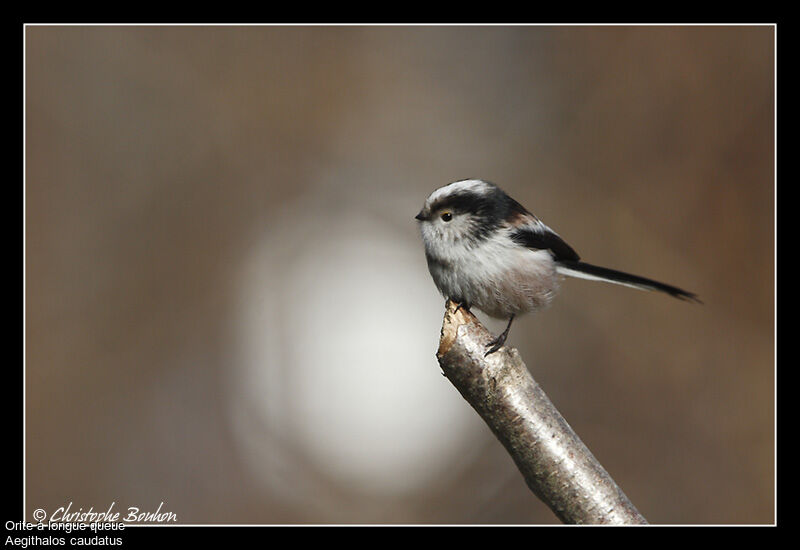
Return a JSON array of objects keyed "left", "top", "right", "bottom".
[{"left": 441, "top": 212, "right": 453, "bottom": 222}]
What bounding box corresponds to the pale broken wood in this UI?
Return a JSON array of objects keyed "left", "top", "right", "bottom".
[{"left": 437, "top": 299, "right": 647, "bottom": 525}]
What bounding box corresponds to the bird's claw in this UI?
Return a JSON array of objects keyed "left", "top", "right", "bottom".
[{"left": 484, "top": 335, "right": 507, "bottom": 357}]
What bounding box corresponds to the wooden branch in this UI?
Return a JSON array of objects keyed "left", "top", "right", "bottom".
[{"left": 437, "top": 299, "right": 647, "bottom": 525}]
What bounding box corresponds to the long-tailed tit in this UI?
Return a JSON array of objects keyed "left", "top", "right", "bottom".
[{"left": 415, "top": 179, "right": 700, "bottom": 356}]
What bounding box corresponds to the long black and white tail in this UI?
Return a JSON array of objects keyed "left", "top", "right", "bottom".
[{"left": 556, "top": 260, "right": 701, "bottom": 303}]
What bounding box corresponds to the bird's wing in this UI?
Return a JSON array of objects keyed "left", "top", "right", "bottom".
[{"left": 509, "top": 222, "right": 581, "bottom": 262}]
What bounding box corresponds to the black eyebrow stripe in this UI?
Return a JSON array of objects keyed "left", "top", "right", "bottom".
[
  {"left": 428, "top": 192, "right": 489, "bottom": 215},
  {"left": 429, "top": 187, "right": 529, "bottom": 217}
]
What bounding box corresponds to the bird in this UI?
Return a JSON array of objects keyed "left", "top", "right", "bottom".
[{"left": 414, "top": 179, "right": 700, "bottom": 356}]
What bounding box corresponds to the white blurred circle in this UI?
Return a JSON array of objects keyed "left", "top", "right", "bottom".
[{"left": 228, "top": 194, "right": 478, "bottom": 502}]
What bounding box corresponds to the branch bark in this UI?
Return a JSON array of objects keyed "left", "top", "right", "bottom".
[{"left": 437, "top": 299, "right": 647, "bottom": 525}]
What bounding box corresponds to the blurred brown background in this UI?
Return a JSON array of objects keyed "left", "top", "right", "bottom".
[{"left": 25, "top": 25, "right": 774, "bottom": 524}]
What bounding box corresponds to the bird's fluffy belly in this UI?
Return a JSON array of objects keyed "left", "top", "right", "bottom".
[{"left": 427, "top": 243, "right": 560, "bottom": 319}]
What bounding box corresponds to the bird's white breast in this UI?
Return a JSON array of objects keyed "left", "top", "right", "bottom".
[{"left": 423, "top": 228, "right": 560, "bottom": 319}]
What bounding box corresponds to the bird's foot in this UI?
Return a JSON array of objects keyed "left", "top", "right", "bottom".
[
  {"left": 484, "top": 333, "right": 508, "bottom": 356},
  {"left": 484, "top": 315, "right": 515, "bottom": 357}
]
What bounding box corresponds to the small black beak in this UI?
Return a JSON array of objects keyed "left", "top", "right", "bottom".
[{"left": 415, "top": 210, "right": 426, "bottom": 221}]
